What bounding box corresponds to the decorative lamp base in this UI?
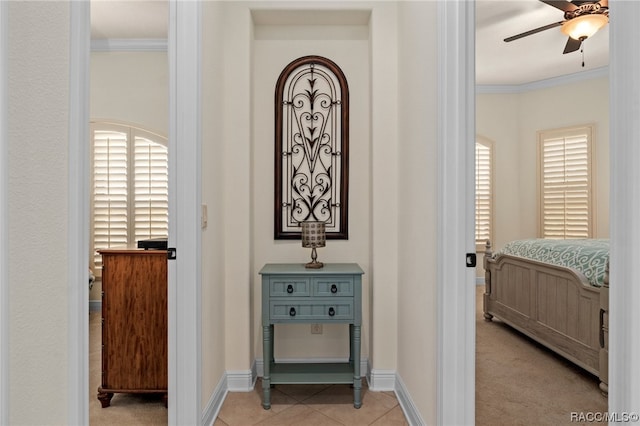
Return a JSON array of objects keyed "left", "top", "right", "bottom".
[
  {"left": 305, "top": 247, "right": 323, "bottom": 268},
  {"left": 305, "top": 260, "right": 324, "bottom": 269}
]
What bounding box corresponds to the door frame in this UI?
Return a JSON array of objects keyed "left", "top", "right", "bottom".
[
  {"left": 437, "top": 0, "right": 640, "bottom": 422},
  {"left": 66, "top": 1, "right": 202, "bottom": 424},
  {"left": 607, "top": 0, "right": 640, "bottom": 414},
  {"left": 167, "top": 0, "right": 202, "bottom": 423},
  {"left": 436, "top": 1, "right": 476, "bottom": 424}
]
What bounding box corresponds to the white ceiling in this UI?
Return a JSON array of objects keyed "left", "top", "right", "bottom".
[
  {"left": 90, "top": 0, "right": 610, "bottom": 86},
  {"left": 476, "top": 0, "right": 609, "bottom": 86}
]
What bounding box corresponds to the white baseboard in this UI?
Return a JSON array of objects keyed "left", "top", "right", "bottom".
[
  {"left": 226, "top": 364, "right": 256, "bottom": 392},
  {"left": 89, "top": 300, "right": 101, "bottom": 311},
  {"left": 367, "top": 367, "right": 396, "bottom": 391},
  {"left": 201, "top": 373, "right": 228, "bottom": 426},
  {"left": 395, "top": 373, "right": 426, "bottom": 426},
  {"left": 476, "top": 277, "right": 485, "bottom": 286}
]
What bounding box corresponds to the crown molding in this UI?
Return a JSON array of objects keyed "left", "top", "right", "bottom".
[
  {"left": 477, "top": 66, "right": 609, "bottom": 94},
  {"left": 91, "top": 38, "right": 167, "bottom": 52}
]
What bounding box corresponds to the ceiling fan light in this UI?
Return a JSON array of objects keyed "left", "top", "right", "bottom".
[{"left": 561, "top": 14, "right": 609, "bottom": 40}]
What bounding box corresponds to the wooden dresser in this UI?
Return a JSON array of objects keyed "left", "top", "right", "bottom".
[{"left": 97, "top": 248, "right": 168, "bottom": 407}]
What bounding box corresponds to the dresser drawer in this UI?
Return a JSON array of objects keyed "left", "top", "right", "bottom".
[
  {"left": 270, "top": 298, "right": 354, "bottom": 321},
  {"left": 269, "top": 277, "right": 310, "bottom": 297},
  {"left": 312, "top": 277, "right": 354, "bottom": 297}
]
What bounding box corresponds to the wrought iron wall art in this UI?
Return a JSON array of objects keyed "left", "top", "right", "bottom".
[{"left": 274, "top": 55, "right": 350, "bottom": 240}]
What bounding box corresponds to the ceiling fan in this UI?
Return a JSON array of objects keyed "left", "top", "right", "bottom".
[{"left": 504, "top": 0, "right": 609, "bottom": 54}]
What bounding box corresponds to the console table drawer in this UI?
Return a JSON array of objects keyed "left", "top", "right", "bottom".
[
  {"left": 270, "top": 298, "right": 354, "bottom": 321},
  {"left": 269, "top": 277, "right": 310, "bottom": 297},
  {"left": 312, "top": 277, "right": 354, "bottom": 296}
]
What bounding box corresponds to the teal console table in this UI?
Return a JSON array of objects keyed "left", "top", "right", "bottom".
[{"left": 259, "top": 263, "right": 364, "bottom": 409}]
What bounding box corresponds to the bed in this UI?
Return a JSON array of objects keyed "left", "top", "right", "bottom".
[{"left": 483, "top": 238, "right": 609, "bottom": 395}]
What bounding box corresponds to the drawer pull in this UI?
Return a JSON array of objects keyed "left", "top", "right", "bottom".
[
  {"left": 287, "top": 284, "right": 294, "bottom": 294},
  {"left": 289, "top": 307, "right": 296, "bottom": 317},
  {"left": 328, "top": 307, "right": 335, "bottom": 317},
  {"left": 331, "top": 284, "right": 338, "bottom": 293}
]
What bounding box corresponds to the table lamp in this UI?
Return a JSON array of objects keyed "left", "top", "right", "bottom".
[{"left": 301, "top": 221, "right": 325, "bottom": 268}]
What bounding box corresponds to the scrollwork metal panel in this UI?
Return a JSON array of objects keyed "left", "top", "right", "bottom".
[{"left": 275, "top": 56, "right": 349, "bottom": 239}]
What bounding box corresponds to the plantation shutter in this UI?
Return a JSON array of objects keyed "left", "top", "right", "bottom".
[
  {"left": 539, "top": 126, "right": 593, "bottom": 239},
  {"left": 93, "top": 129, "right": 129, "bottom": 268},
  {"left": 475, "top": 140, "right": 493, "bottom": 250},
  {"left": 91, "top": 124, "right": 168, "bottom": 270},
  {"left": 134, "top": 134, "right": 169, "bottom": 242}
]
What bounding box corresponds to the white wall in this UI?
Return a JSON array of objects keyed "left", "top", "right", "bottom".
[
  {"left": 208, "top": 1, "right": 386, "bottom": 375},
  {"left": 477, "top": 76, "right": 610, "bottom": 250},
  {"left": 201, "top": 0, "right": 227, "bottom": 408},
  {"left": 218, "top": 1, "right": 254, "bottom": 375},
  {"left": 90, "top": 52, "right": 169, "bottom": 136},
  {"left": 367, "top": 1, "right": 400, "bottom": 377},
  {"left": 7, "top": 2, "right": 71, "bottom": 423},
  {"left": 476, "top": 92, "right": 521, "bottom": 248},
  {"left": 518, "top": 77, "right": 609, "bottom": 239},
  {"left": 202, "top": 2, "right": 438, "bottom": 422},
  {"left": 251, "top": 12, "right": 372, "bottom": 361},
  {"left": 396, "top": 2, "right": 438, "bottom": 423}
]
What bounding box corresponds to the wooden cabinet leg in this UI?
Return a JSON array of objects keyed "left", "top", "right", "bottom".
[{"left": 97, "top": 390, "right": 114, "bottom": 408}]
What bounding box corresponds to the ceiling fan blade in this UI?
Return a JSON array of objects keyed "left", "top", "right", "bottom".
[
  {"left": 563, "top": 36, "right": 583, "bottom": 54},
  {"left": 504, "top": 21, "right": 564, "bottom": 42},
  {"left": 539, "top": 0, "right": 578, "bottom": 12}
]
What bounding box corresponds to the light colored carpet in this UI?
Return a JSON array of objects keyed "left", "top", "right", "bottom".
[
  {"left": 475, "top": 286, "right": 608, "bottom": 425},
  {"left": 90, "top": 288, "right": 607, "bottom": 425}
]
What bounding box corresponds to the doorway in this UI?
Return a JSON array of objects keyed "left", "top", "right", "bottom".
[
  {"left": 88, "top": 2, "right": 169, "bottom": 423},
  {"left": 68, "top": 1, "right": 202, "bottom": 424},
  {"left": 476, "top": 2, "right": 616, "bottom": 424}
]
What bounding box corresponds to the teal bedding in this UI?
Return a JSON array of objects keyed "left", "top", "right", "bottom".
[{"left": 495, "top": 239, "right": 609, "bottom": 287}]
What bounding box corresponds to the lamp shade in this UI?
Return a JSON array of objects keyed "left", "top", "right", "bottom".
[
  {"left": 561, "top": 14, "right": 608, "bottom": 40},
  {"left": 301, "top": 221, "right": 325, "bottom": 268},
  {"left": 301, "top": 221, "right": 326, "bottom": 248}
]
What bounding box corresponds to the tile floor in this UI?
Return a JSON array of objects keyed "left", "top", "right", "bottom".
[
  {"left": 90, "top": 310, "right": 408, "bottom": 425},
  {"left": 214, "top": 379, "right": 409, "bottom": 425}
]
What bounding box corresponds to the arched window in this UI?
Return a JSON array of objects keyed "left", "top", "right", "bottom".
[
  {"left": 274, "top": 56, "right": 349, "bottom": 239},
  {"left": 90, "top": 122, "right": 168, "bottom": 270}
]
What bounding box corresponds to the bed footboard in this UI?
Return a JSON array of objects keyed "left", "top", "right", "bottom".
[
  {"left": 599, "top": 262, "right": 609, "bottom": 395},
  {"left": 483, "top": 240, "right": 608, "bottom": 395}
]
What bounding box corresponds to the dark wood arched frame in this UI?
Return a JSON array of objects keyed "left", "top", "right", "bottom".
[{"left": 274, "top": 55, "right": 349, "bottom": 240}]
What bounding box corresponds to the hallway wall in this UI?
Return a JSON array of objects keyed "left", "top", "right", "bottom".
[
  {"left": 476, "top": 76, "right": 610, "bottom": 250},
  {"left": 7, "top": 2, "right": 71, "bottom": 423},
  {"left": 250, "top": 9, "right": 372, "bottom": 364},
  {"left": 200, "top": 1, "right": 438, "bottom": 423}
]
